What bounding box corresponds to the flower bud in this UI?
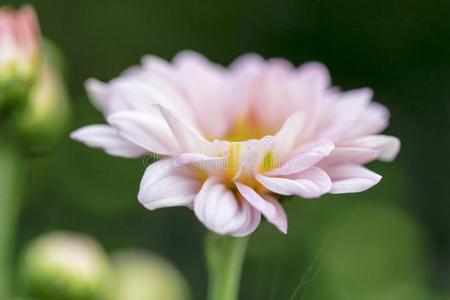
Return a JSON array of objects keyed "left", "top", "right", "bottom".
[
  {"left": 14, "top": 42, "right": 70, "bottom": 154},
  {"left": 0, "top": 5, "right": 40, "bottom": 108},
  {"left": 19, "top": 231, "right": 112, "bottom": 300},
  {"left": 111, "top": 249, "right": 191, "bottom": 300}
]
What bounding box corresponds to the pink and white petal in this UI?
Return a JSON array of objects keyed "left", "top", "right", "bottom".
[
  {"left": 70, "top": 124, "right": 147, "bottom": 158},
  {"left": 194, "top": 179, "right": 261, "bottom": 236},
  {"left": 316, "top": 88, "right": 373, "bottom": 141},
  {"left": 172, "top": 151, "right": 229, "bottom": 176},
  {"left": 325, "top": 164, "right": 382, "bottom": 194},
  {"left": 106, "top": 78, "right": 194, "bottom": 121},
  {"left": 108, "top": 111, "right": 179, "bottom": 155},
  {"left": 256, "top": 166, "right": 332, "bottom": 199},
  {"left": 141, "top": 55, "right": 175, "bottom": 79},
  {"left": 230, "top": 53, "right": 265, "bottom": 74},
  {"left": 249, "top": 62, "right": 296, "bottom": 131},
  {"left": 158, "top": 105, "right": 223, "bottom": 155},
  {"left": 85, "top": 79, "right": 107, "bottom": 112},
  {"left": 106, "top": 81, "right": 158, "bottom": 114},
  {"left": 234, "top": 138, "right": 274, "bottom": 181},
  {"left": 267, "top": 141, "right": 334, "bottom": 176},
  {"left": 318, "top": 146, "right": 380, "bottom": 166},
  {"left": 272, "top": 112, "right": 305, "bottom": 155},
  {"left": 296, "top": 61, "right": 331, "bottom": 90},
  {"left": 340, "top": 102, "right": 390, "bottom": 140},
  {"left": 338, "top": 135, "right": 400, "bottom": 161},
  {"left": 229, "top": 199, "right": 261, "bottom": 237},
  {"left": 138, "top": 159, "right": 201, "bottom": 210},
  {"left": 235, "top": 183, "right": 287, "bottom": 233},
  {"left": 172, "top": 51, "right": 231, "bottom": 137}
]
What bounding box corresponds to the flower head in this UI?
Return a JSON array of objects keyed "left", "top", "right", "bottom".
[
  {"left": 0, "top": 5, "right": 40, "bottom": 104},
  {"left": 72, "top": 51, "right": 400, "bottom": 236}
]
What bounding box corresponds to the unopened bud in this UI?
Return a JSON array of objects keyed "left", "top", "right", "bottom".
[
  {"left": 19, "top": 231, "right": 112, "bottom": 300},
  {"left": 0, "top": 5, "right": 40, "bottom": 108},
  {"left": 14, "top": 44, "right": 70, "bottom": 154},
  {"left": 111, "top": 249, "right": 191, "bottom": 300}
]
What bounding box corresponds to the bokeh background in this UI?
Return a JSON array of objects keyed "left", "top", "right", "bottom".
[{"left": 2, "top": 0, "right": 449, "bottom": 299}]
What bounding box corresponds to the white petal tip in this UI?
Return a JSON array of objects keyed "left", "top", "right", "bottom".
[{"left": 379, "top": 137, "right": 401, "bottom": 161}]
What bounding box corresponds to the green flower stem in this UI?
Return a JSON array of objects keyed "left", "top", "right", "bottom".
[
  {"left": 205, "top": 233, "right": 249, "bottom": 300},
  {"left": 0, "top": 143, "right": 25, "bottom": 299}
]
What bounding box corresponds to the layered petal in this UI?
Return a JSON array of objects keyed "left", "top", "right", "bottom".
[
  {"left": 338, "top": 135, "right": 400, "bottom": 161},
  {"left": 157, "top": 105, "right": 225, "bottom": 155},
  {"left": 70, "top": 124, "right": 147, "bottom": 158},
  {"left": 325, "top": 164, "right": 382, "bottom": 194},
  {"left": 318, "top": 146, "right": 380, "bottom": 166},
  {"left": 138, "top": 158, "right": 201, "bottom": 210},
  {"left": 257, "top": 166, "right": 332, "bottom": 198},
  {"left": 108, "top": 110, "right": 179, "bottom": 155},
  {"left": 85, "top": 79, "right": 107, "bottom": 112},
  {"left": 194, "top": 179, "right": 261, "bottom": 236},
  {"left": 173, "top": 51, "right": 232, "bottom": 137},
  {"left": 235, "top": 183, "right": 287, "bottom": 233},
  {"left": 267, "top": 141, "right": 334, "bottom": 176}
]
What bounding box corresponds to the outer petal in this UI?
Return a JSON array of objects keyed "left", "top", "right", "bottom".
[
  {"left": 173, "top": 51, "right": 232, "bottom": 137},
  {"left": 235, "top": 183, "right": 287, "bottom": 233},
  {"left": 70, "top": 125, "right": 147, "bottom": 158},
  {"left": 267, "top": 141, "right": 334, "bottom": 176},
  {"left": 318, "top": 146, "right": 380, "bottom": 166},
  {"left": 340, "top": 102, "right": 389, "bottom": 140},
  {"left": 272, "top": 112, "right": 305, "bottom": 155},
  {"left": 230, "top": 53, "right": 265, "bottom": 74},
  {"left": 256, "top": 166, "right": 332, "bottom": 199},
  {"left": 325, "top": 164, "right": 382, "bottom": 194},
  {"left": 108, "top": 110, "right": 179, "bottom": 155},
  {"left": 158, "top": 105, "right": 226, "bottom": 155},
  {"left": 85, "top": 79, "right": 107, "bottom": 112},
  {"left": 316, "top": 88, "right": 373, "bottom": 141},
  {"left": 294, "top": 62, "right": 331, "bottom": 96},
  {"left": 172, "top": 152, "right": 229, "bottom": 177},
  {"left": 194, "top": 179, "right": 261, "bottom": 236},
  {"left": 338, "top": 135, "right": 400, "bottom": 161},
  {"left": 106, "top": 76, "right": 194, "bottom": 121},
  {"left": 138, "top": 159, "right": 201, "bottom": 210}
]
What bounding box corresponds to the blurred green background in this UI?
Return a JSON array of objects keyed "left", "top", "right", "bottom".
[{"left": 2, "top": 0, "right": 449, "bottom": 299}]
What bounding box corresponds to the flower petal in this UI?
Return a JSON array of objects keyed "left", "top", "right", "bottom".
[
  {"left": 194, "top": 179, "right": 261, "bottom": 236},
  {"left": 235, "top": 183, "right": 287, "bottom": 233},
  {"left": 267, "top": 141, "right": 334, "bottom": 176},
  {"left": 272, "top": 112, "right": 305, "bottom": 155},
  {"left": 256, "top": 166, "right": 332, "bottom": 198},
  {"left": 338, "top": 135, "right": 400, "bottom": 161},
  {"left": 318, "top": 146, "right": 380, "bottom": 166},
  {"left": 157, "top": 105, "right": 222, "bottom": 155},
  {"left": 317, "top": 88, "right": 373, "bottom": 141},
  {"left": 172, "top": 51, "right": 231, "bottom": 137},
  {"left": 340, "top": 102, "right": 390, "bottom": 140},
  {"left": 108, "top": 110, "right": 179, "bottom": 155},
  {"left": 85, "top": 79, "right": 107, "bottom": 112},
  {"left": 325, "top": 164, "right": 382, "bottom": 194},
  {"left": 70, "top": 125, "right": 147, "bottom": 158},
  {"left": 138, "top": 159, "right": 201, "bottom": 210},
  {"left": 296, "top": 61, "right": 331, "bottom": 90}
]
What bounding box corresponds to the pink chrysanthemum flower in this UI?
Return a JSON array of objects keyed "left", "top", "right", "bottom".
[{"left": 72, "top": 51, "right": 400, "bottom": 236}]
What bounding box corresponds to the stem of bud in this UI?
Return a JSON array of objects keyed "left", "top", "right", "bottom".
[{"left": 0, "top": 142, "right": 25, "bottom": 299}]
